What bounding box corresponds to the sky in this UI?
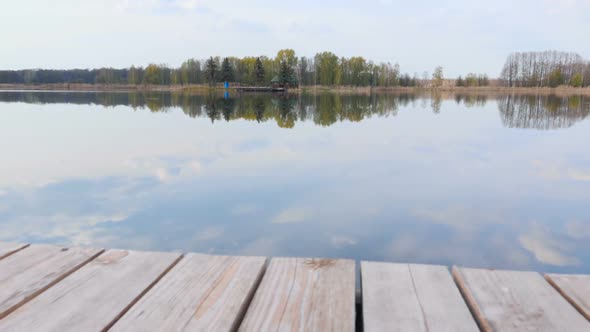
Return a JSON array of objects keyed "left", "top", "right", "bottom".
[{"left": 1, "top": 0, "right": 590, "bottom": 76}]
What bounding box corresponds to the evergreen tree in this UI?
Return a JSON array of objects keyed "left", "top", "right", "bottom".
[
  {"left": 255, "top": 57, "right": 265, "bottom": 85},
  {"left": 220, "top": 57, "right": 235, "bottom": 82},
  {"left": 278, "top": 60, "right": 294, "bottom": 87},
  {"left": 205, "top": 57, "right": 218, "bottom": 86},
  {"left": 279, "top": 60, "right": 291, "bottom": 86}
]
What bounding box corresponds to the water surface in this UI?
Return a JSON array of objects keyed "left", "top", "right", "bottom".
[{"left": 1, "top": 91, "right": 589, "bottom": 274}]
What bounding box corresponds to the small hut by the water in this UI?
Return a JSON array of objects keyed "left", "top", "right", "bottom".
[{"left": 270, "top": 76, "right": 281, "bottom": 89}]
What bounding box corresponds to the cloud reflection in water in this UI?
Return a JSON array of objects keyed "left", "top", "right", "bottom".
[{"left": 0, "top": 91, "right": 589, "bottom": 274}]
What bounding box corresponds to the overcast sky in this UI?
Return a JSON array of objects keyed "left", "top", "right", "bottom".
[{"left": 2, "top": 0, "right": 589, "bottom": 76}]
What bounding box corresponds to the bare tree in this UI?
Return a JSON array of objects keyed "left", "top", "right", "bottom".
[{"left": 500, "top": 51, "right": 588, "bottom": 87}]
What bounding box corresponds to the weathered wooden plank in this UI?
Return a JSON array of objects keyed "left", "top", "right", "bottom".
[
  {"left": 111, "top": 253, "right": 266, "bottom": 332},
  {"left": 452, "top": 266, "right": 590, "bottom": 331},
  {"left": 0, "top": 242, "right": 28, "bottom": 260},
  {"left": 0, "top": 244, "right": 102, "bottom": 319},
  {"left": 361, "top": 262, "right": 478, "bottom": 332},
  {"left": 239, "top": 257, "right": 355, "bottom": 332},
  {"left": 546, "top": 273, "right": 590, "bottom": 321},
  {"left": 0, "top": 249, "right": 181, "bottom": 331}
]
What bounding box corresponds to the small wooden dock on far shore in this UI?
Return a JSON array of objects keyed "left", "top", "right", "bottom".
[
  {"left": 0, "top": 242, "right": 589, "bottom": 331},
  {"left": 236, "top": 86, "right": 286, "bottom": 92}
]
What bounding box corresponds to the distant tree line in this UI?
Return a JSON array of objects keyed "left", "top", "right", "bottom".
[
  {"left": 3, "top": 49, "right": 589, "bottom": 89},
  {"left": 0, "top": 49, "right": 428, "bottom": 88},
  {"left": 455, "top": 73, "right": 490, "bottom": 87},
  {"left": 500, "top": 51, "right": 590, "bottom": 87}
]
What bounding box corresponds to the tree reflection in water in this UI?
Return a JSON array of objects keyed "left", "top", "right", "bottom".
[{"left": 1, "top": 91, "right": 588, "bottom": 130}]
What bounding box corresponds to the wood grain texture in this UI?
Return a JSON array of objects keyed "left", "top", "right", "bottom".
[
  {"left": 111, "top": 253, "right": 266, "bottom": 332},
  {"left": 0, "top": 242, "right": 28, "bottom": 260},
  {"left": 452, "top": 266, "right": 590, "bottom": 332},
  {"left": 361, "top": 262, "right": 478, "bottom": 332},
  {"left": 0, "top": 244, "right": 102, "bottom": 319},
  {"left": 238, "top": 257, "right": 355, "bottom": 332},
  {"left": 0, "top": 249, "right": 181, "bottom": 331},
  {"left": 546, "top": 273, "right": 590, "bottom": 321}
]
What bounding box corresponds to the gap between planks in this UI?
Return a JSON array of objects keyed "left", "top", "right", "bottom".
[
  {"left": 0, "top": 245, "right": 271, "bottom": 332},
  {"left": 451, "top": 267, "right": 491, "bottom": 332},
  {"left": 0, "top": 249, "right": 181, "bottom": 331},
  {"left": 108, "top": 254, "right": 268, "bottom": 332},
  {"left": 361, "top": 262, "right": 479, "bottom": 332},
  {"left": 239, "top": 257, "right": 356, "bottom": 332},
  {"left": 2, "top": 241, "right": 589, "bottom": 332},
  {"left": 0, "top": 243, "right": 30, "bottom": 260},
  {"left": 102, "top": 253, "right": 185, "bottom": 331},
  {"left": 452, "top": 266, "right": 590, "bottom": 332},
  {"left": 545, "top": 274, "right": 590, "bottom": 322},
  {"left": 229, "top": 258, "right": 269, "bottom": 332},
  {"left": 0, "top": 246, "right": 106, "bottom": 320}
]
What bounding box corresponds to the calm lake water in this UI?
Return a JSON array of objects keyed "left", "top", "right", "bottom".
[{"left": 1, "top": 90, "right": 589, "bottom": 274}]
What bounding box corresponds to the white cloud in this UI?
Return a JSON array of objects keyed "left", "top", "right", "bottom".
[
  {"left": 568, "top": 169, "right": 590, "bottom": 181},
  {"left": 532, "top": 159, "right": 561, "bottom": 180},
  {"left": 542, "top": 0, "right": 590, "bottom": 14},
  {"left": 154, "top": 160, "right": 202, "bottom": 183},
  {"left": 519, "top": 227, "right": 580, "bottom": 266},
  {"left": 239, "top": 237, "right": 278, "bottom": 256},
  {"left": 173, "top": 0, "right": 205, "bottom": 10},
  {"left": 155, "top": 167, "right": 170, "bottom": 181},
  {"left": 271, "top": 208, "right": 312, "bottom": 224},
  {"left": 532, "top": 160, "right": 590, "bottom": 182},
  {"left": 330, "top": 235, "right": 357, "bottom": 248},
  {"left": 117, "top": 0, "right": 204, "bottom": 13},
  {"left": 411, "top": 204, "right": 504, "bottom": 232},
  {"left": 0, "top": 212, "right": 131, "bottom": 246}
]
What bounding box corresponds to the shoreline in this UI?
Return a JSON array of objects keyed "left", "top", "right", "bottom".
[{"left": 1, "top": 83, "right": 590, "bottom": 96}]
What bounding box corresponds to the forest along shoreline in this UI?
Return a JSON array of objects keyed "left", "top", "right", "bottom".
[
  {"left": 1, "top": 50, "right": 589, "bottom": 94},
  {"left": 2, "top": 84, "right": 590, "bottom": 96}
]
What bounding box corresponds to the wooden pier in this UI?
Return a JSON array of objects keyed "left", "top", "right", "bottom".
[
  {"left": 236, "top": 86, "right": 286, "bottom": 92},
  {"left": 0, "top": 242, "right": 589, "bottom": 331}
]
